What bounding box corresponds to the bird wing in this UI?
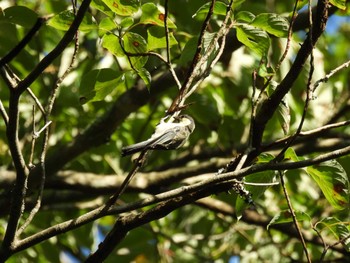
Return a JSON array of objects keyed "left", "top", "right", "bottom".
[
  {"left": 147, "top": 129, "right": 177, "bottom": 150},
  {"left": 121, "top": 129, "right": 177, "bottom": 156}
]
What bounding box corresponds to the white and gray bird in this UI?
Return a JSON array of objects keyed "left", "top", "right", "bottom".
[{"left": 121, "top": 115, "right": 195, "bottom": 156}]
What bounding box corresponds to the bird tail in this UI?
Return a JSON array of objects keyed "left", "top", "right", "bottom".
[{"left": 121, "top": 140, "right": 151, "bottom": 156}]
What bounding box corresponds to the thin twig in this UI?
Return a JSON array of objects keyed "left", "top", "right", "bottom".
[
  {"left": 164, "top": 0, "right": 171, "bottom": 64},
  {"left": 15, "top": 0, "right": 92, "bottom": 95},
  {"left": 16, "top": 2, "right": 81, "bottom": 238},
  {"left": 168, "top": 0, "right": 217, "bottom": 112},
  {"left": 28, "top": 105, "right": 36, "bottom": 169},
  {"left": 0, "top": 99, "right": 9, "bottom": 126},
  {"left": 313, "top": 59, "right": 350, "bottom": 91},
  {"left": 279, "top": 171, "right": 311, "bottom": 262},
  {"left": 264, "top": 119, "right": 350, "bottom": 149},
  {"left": 26, "top": 88, "right": 46, "bottom": 115},
  {"left": 123, "top": 46, "right": 182, "bottom": 89},
  {"left": 274, "top": 0, "right": 315, "bottom": 162},
  {"left": 252, "top": 0, "right": 329, "bottom": 149},
  {"left": 106, "top": 151, "right": 148, "bottom": 209},
  {"left": 163, "top": 0, "right": 181, "bottom": 89},
  {"left": 320, "top": 233, "right": 350, "bottom": 261},
  {"left": 254, "top": 0, "right": 298, "bottom": 108},
  {"left": 176, "top": 0, "right": 234, "bottom": 109}
]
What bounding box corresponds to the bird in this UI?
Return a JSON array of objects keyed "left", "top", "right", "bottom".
[{"left": 121, "top": 115, "right": 195, "bottom": 156}]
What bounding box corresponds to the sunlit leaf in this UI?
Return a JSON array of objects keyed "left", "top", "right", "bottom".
[
  {"left": 296, "top": 0, "right": 308, "bottom": 11},
  {"left": 79, "top": 68, "right": 126, "bottom": 104},
  {"left": 257, "top": 152, "right": 275, "bottom": 163},
  {"left": 284, "top": 147, "right": 300, "bottom": 162},
  {"left": 277, "top": 98, "right": 290, "bottom": 135},
  {"left": 102, "top": 33, "right": 124, "bottom": 56},
  {"left": 136, "top": 68, "right": 151, "bottom": 90},
  {"left": 120, "top": 17, "right": 134, "bottom": 29},
  {"left": 147, "top": 26, "right": 178, "bottom": 50},
  {"left": 267, "top": 210, "right": 311, "bottom": 229},
  {"left": 48, "top": 10, "right": 97, "bottom": 32},
  {"left": 91, "top": 0, "right": 114, "bottom": 17},
  {"left": 140, "top": 3, "right": 176, "bottom": 28},
  {"left": 98, "top": 17, "right": 117, "bottom": 36},
  {"left": 307, "top": 160, "right": 349, "bottom": 210},
  {"left": 316, "top": 217, "right": 350, "bottom": 251},
  {"left": 123, "top": 32, "right": 148, "bottom": 69},
  {"left": 329, "top": 0, "right": 347, "bottom": 10},
  {"left": 236, "top": 24, "right": 270, "bottom": 57},
  {"left": 236, "top": 11, "right": 255, "bottom": 23},
  {"left": 193, "top": 1, "right": 229, "bottom": 17},
  {"left": 251, "top": 13, "right": 289, "bottom": 38},
  {"left": 101, "top": 0, "right": 140, "bottom": 16}
]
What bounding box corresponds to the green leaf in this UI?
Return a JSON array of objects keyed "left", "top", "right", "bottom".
[
  {"left": 277, "top": 98, "right": 290, "bottom": 135},
  {"left": 147, "top": 26, "right": 178, "bottom": 50},
  {"left": 267, "top": 210, "right": 311, "bottom": 229},
  {"left": 258, "top": 63, "right": 275, "bottom": 78},
  {"left": 91, "top": 0, "right": 115, "bottom": 17},
  {"left": 284, "top": 147, "right": 300, "bottom": 162},
  {"left": 48, "top": 10, "right": 97, "bottom": 32},
  {"left": 178, "top": 37, "right": 197, "bottom": 66},
  {"left": 136, "top": 68, "right": 151, "bottom": 90},
  {"left": 236, "top": 170, "right": 276, "bottom": 219},
  {"left": 316, "top": 217, "right": 350, "bottom": 251},
  {"left": 329, "top": 0, "right": 347, "bottom": 10},
  {"left": 236, "top": 24, "right": 270, "bottom": 57},
  {"left": 306, "top": 160, "right": 349, "bottom": 210},
  {"left": 0, "top": 6, "right": 38, "bottom": 27},
  {"left": 235, "top": 11, "right": 255, "bottom": 23},
  {"left": 251, "top": 13, "right": 289, "bottom": 38},
  {"left": 232, "top": 0, "right": 247, "bottom": 9},
  {"left": 101, "top": 0, "right": 140, "bottom": 16},
  {"left": 257, "top": 152, "right": 275, "bottom": 163},
  {"left": 123, "top": 32, "right": 148, "bottom": 69},
  {"left": 102, "top": 33, "right": 124, "bottom": 56},
  {"left": 193, "top": 1, "right": 229, "bottom": 17},
  {"left": 120, "top": 17, "right": 134, "bottom": 29},
  {"left": 296, "top": 0, "right": 308, "bottom": 11},
  {"left": 79, "top": 68, "right": 125, "bottom": 104},
  {"left": 98, "top": 17, "right": 117, "bottom": 37},
  {"left": 200, "top": 32, "right": 219, "bottom": 72},
  {"left": 140, "top": 3, "right": 176, "bottom": 28}
]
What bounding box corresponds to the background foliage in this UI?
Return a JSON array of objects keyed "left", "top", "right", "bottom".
[{"left": 0, "top": 0, "right": 350, "bottom": 262}]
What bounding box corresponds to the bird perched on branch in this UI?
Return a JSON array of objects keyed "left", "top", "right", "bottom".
[{"left": 121, "top": 115, "right": 195, "bottom": 156}]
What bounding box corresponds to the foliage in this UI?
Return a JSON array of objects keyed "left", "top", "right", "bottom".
[{"left": 0, "top": 0, "right": 350, "bottom": 262}]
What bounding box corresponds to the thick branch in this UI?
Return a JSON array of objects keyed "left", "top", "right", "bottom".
[
  {"left": 252, "top": 0, "right": 329, "bottom": 150},
  {"left": 1, "top": 92, "right": 28, "bottom": 257},
  {"left": 85, "top": 181, "right": 233, "bottom": 262},
  {"left": 9, "top": 143, "right": 350, "bottom": 256}
]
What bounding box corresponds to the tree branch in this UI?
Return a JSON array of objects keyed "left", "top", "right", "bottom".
[
  {"left": 9, "top": 143, "right": 350, "bottom": 256},
  {"left": 0, "top": 17, "right": 47, "bottom": 67},
  {"left": 15, "top": 0, "right": 92, "bottom": 95},
  {"left": 252, "top": 0, "right": 329, "bottom": 150}
]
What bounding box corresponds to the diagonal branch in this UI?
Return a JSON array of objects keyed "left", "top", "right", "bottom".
[
  {"left": 0, "top": 17, "right": 47, "bottom": 68},
  {"left": 251, "top": 0, "right": 330, "bottom": 150},
  {"left": 15, "top": 0, "right": 92, "bottom": 95}
]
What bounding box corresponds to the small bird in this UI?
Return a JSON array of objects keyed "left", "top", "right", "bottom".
[{"left": 121, "top": 115, "right": 195, "bottom": 156}]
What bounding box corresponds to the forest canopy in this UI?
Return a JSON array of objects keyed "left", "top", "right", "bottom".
[{"left": 0, "top": 0, "right": 350, "bottom": 262}]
